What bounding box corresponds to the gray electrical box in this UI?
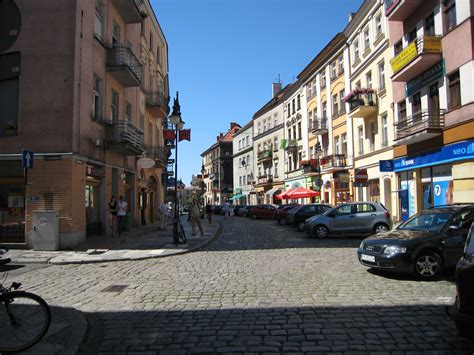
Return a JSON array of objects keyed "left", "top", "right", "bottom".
[{"left": 32, "top": 210, "right": 59, "bottom": 251}]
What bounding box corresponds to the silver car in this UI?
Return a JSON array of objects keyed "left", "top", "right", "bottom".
[{"left": 305, "top": 202, "right": 393, "bottom": 239}]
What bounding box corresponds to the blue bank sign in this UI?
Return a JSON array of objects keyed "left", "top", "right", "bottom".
[{"left": 394, "top": 140, "right": 474, "bottom": 172}]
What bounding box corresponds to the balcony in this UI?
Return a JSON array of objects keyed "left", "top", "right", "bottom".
[
  {"left": 284, "top": 139, "right": 299, "bottom": 152},
  {"left": 348, "top": 93, "right": 378, "bottom": 118},
  {"left": 301, "top": 159, "right": 320, "bottom": 174},
  {"left": 106, "top": 121, "right": 144, "bottom": 155},
  {"left": 395, "top": 109, "right": 445, "bottom": 145},
  {"left": 146, "top": 91, "right": 169, "bottom": 119},
  {"left": 107, "top": 44, "right": 143, "bottom": 87},
  {"left": 308, "top": 118, "right": 328, "bottom": 134},
  {"left": 257, "top": 175, "right": 273, "bottom": 185},
  {"left": 384, "top": 0, "right": 423, "bottom": 21},
  {"left": 258, "top": 149, "right": 273, "bottom": 162},
  {"left": 145, "top": 146, "right": 168, "bottom": 167},
  {"left": 391, "top": 36, "right": 442, "bottom": 82},
  {"left": 319, "top": 154, "right": 346, "bottom": 171},
  {"left": 111, "top": 0, "right": 145, "bottom": 23}
]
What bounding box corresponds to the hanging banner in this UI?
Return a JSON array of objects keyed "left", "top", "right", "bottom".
[
  {"left": 163, "top": 130, "right": 176, "bottom": 141},
  {"left": 179, "top": 129, "right": 191, "bottom": 142}
]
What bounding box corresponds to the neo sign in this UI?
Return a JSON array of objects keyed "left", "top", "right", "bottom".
[{"left": 22, "top": 150, "right": 34, "bottom": 169}]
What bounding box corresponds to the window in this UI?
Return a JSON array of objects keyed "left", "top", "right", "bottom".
[
  {"left": 341, "top": 133, "right": 347, "bottom": 155},
  {"left": 292, "top": 99, "right": 295, "bottom": 114},
  {"left": 139, "top": 114, "right": 144, "bottom": 130},
  {"left": 308, "top": 110, "right": 313, "bottom": 128},
  {"left": 335, "top": 205, "right": 352, "bottom": 215},
  {"left": 394, "top": 40, "right": 403, "bottom": 55},
  {"left": 364, "top": 27, "right": 370, "bottom": 51},
  {"left": 331, "top": 61, "right": 337, "bottom": 79},
  {"left": 149, "top": 33, "right": 153, "bottom": 51},
  {"left": 381, "top": 113, "right": 388, "bottom": 147},
  {"left": 339, "top": 90, "right": 345, "bottom": 113},
  {"left": 355, "top": 203, "right": 376, "bottom": 213},
  {"left": 246, "top": 136, "right": 249, "bottom": 146},
  {"left": 412, "top": 92, "right": 422, "bottom": 115},
  {"left": 399, "top": 100, "right": 407, "bottom": 121},
  {"left": 292, "top": 125, "right": 297, "bottom": 140},
  {"left": 297, "top": 122, "right": 302, "bottom": 140},
  {"left": 246, "top": 154, "right": 250, "bottom": 165},
  {"left": 358, "top": 126, "right": 364, "bottom": 155},
  {"left": 297, "top": 94, "right": 301, "bottom": 110},
  {"left": 258, "top": 122, "right": 262, "bottom": 134},
  {"left": 375, "top": 13, "right": 383, "bottom": 38},
  {"left": 287, "top": 128, "right": 291, "bottom": 141},
  {"left": 274, "top": 161, "right": 278, "bottom": 177},
  {"left": 322, "top": 101, "right": 327, "bottom": 118},
  {"left": 354, "top": 40, "right": 360, "bottom": 61},
  {"left": 157, "top": 46, "right": 161, "bottom": 64},
  {"left": 338, "top": 55, "right": 344, "bottom": 74},
  {"left": 448, "top": 70, "right": 461, "bottom": 109},
  {"left": 332, "top": 94, "right": 338, "bottom": 116},
  {"left": 307, "top": 84, "right": 312, "bottom": 98},
  {"left": 287, "top": 104, "right": 290, "bottom": 117},
  {"left": 94, "top": 0, "right": 104, "bottom": 40},
  {"left": 92, "top": 75, "right": 102, "bottom": 120},
  {"left": 425, "top": 13, "right": 435, "bottom": 36},
  {"left": 366, "top": 71, "right": 372, "bottom": 88},
  {"left": 263, "top": 118, "right": 267, "bottom": 132},
  {"left": 321, "top": 71, "right": 327, "bottom": 88},
  {"left": 274, "top": 137, "right": 278, "bottom": 150},
  {"left": 334, "top": 136, "right": 340, "bottom": 154},
  {"left": 238, "top": 140, "right": 242, "bottom": 150},
  {"left": 444, "top": 0, "right": 457, "bottom": 33},
  {"left": 310, "top": 146, "right": 314, "bottom": 159},
  {"left": 125, "top": 101, "right": 132, "bottom": 122},
  {"left": 112, "top": 21, "right": 120, "bottom": 44},
  {"left": 274, "top": 112, "right": 278, "bottom": 126},
  {"left": 369, "top": 122, "right": 375, "bottom": 152},
  {"left": 378, "top": 61, "right": 385, "bottom": 91},
  {"left": 408, "top": 28, "right": 417, "bottom": 43},
  {"left": 111, "top": 90, "right": 119, "bottom": 122},
  {"left": 312, "top": 79, "right": 317, "bottom": 95},
  {"left": 148, "top": 122, "right": 153, "bottom": 146}
]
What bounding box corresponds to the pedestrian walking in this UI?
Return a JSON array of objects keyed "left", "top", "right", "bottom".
[
  {"left": 117, "top": 196, "right": 128, "bottom": 236},
  {"left": 205, "top": 203, "right": 213, "bottom": 224},
  {"left": 159, "top": 200, "right": 169, "bottom": 230},
  {"left": 108, "top": 196, "right": 118, "bottom": 237},
  {"left": 223, "top": 201, "right": 231, "bottom": 219},
  {"left": 188, "top": 199, "right": 204, "bottom": 236}
]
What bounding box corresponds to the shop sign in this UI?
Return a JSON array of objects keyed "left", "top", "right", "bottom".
[
  {"left": 423, "top": 36, "right": 442, "bottom": 53},
  {"left": 43, "top": 155, "right": 62, "bottom": 161},
  {"left": 379, "top": 160, "right": 394, "bottom": 172},
  {"left": 406, "top": 60, "right": 444, "bottom": 97},
  {"left": 137, "top": 157, "right": 155, "bottom": 169},
  {"left": 166, "top": 177, "right": 176, "bottom": 187},
  {"left": 285, "top": 177, "right": 307, "bottom": 190},
  {"left": 333, "top": 172, "right": 349, "bottom": 183},
  {"left": 86, "top": 165, "right": 105, "bottom": 178},
  {"left": 354, "top": 169, "right": 368, "bottom": 183},
  {"left": 394, "top": 140, "right": 474, "bottom": 172},
  {"left": 391, "top": 41, "right": 418, "bottom": 74}
]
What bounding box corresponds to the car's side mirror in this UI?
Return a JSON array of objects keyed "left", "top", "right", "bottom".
[{"left": 448, "top": 223, "right": 461, "bottom": 231}]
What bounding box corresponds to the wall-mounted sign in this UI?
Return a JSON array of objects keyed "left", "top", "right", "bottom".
[
  {"left": 391, "top": 41, "right": 417, "bottom": 74},
  {"left": 379, "top": 160, "right": 394, "bottom": 172},
  {"left": 43, "top": 155, "right": 62, "bottom": 161},
  {"left": 406, "top": 60, "right": 444, "bottom": 97},
  {"left": 354, "top": 169, "right": 368, "bottom": 183},
  {"left": 137, "top": 157, "right": 155, "bottom": 169},
  {"left": 86, "top": 165, "right": 105, "bottom": 178}
]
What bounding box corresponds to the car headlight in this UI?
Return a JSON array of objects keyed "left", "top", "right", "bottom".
[
  {"left": 359, "top": 241, "right": 364, "bottom": 249},
  {"left": 383, "top": 246, "right": 407, "bottom": 255}
]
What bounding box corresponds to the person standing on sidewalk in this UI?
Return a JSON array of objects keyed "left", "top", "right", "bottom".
[
  {"left": 159, "top": 200, "right": 169, "bottom": 230},
  {"left": 223, "top": 201, "right": 231, "bottom": 219},
  {"left": 117, "top": 196, "right": 128, "bottom": 236},
  {"left": 205, "top": 203, "right": 213, "bottom": 224},
  {"left": 108, "top": 196, "right": 118, "bottom": 237},
  {"left": 188, "top": 199, "right": 204, "bottom": 236}
]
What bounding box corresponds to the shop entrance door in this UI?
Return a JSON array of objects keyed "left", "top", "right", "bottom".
[{"left": 85, "top": 181, "right": 101, "bottom": 235}]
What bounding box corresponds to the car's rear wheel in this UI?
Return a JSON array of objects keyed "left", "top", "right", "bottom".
[
  {"left": 414, "top": 251, "right": 443, "bottom": 280},
  {"left": 297, "top": 222, "right": 305, "bottom": 231},
  {"left": 373, "top": 223, "right": 389, "bottom": 234},
  {"left": 314, "top": 225, "right": 329, "bottom": 239}
]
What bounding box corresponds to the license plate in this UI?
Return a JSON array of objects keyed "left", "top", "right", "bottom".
[{"left": 361, "top": 254, "right": 375, "bottom": 263}]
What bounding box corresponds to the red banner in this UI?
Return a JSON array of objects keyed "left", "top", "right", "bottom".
[
  {"left": 179, "top": 129, "right": 191, "bottom": 142},
  {"left": 163, "top": 130, "right": 176, "bottom": 141}
]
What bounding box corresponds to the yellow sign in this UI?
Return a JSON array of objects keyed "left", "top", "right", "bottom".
[
  {"left": 391, "top": 41, "right": 418, "bottom": 74},
  {"left": 423, "top": 36, "right": 442, "bottom": 53}
]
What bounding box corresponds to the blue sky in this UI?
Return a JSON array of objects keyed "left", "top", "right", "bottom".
[{"left": 151, "top": 0, "right": 363, "bottom": 185}]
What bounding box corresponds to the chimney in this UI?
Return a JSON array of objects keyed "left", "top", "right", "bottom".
[
  {"left": 348, "top": 12, "right": 356, "bottom": 23},
  {"left": 230, "top": 122, "right": 239, "bottom": 129},
  {"left": 272, "top": 82, "right": 282, "bottom": 98}
]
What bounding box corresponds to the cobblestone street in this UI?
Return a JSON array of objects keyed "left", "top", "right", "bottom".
[{"left": 7, "top": 216, "right": 474, "bottom": 353}]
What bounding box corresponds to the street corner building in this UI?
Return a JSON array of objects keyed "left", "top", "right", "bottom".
[{"left": 0, "top": 0, "right": 171, "bottom": 248}]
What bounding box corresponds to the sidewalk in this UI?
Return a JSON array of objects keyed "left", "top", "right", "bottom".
[{"left": 6, "top": 216, "right": 221, "bottom": 265}]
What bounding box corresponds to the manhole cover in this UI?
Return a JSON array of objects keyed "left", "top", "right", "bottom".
[{"left": 101, "top": 285, "right": 128, "bottom": 293}]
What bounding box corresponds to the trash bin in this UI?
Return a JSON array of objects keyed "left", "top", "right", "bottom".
[
  {"left": 124, "top": 213, "right": 132, "bottom": 232},
  {"left": 32, "top": 210, "right": 59, "bottom": 251}
]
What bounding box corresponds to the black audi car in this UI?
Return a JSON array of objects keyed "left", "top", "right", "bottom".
[
  {"left": 357, "top": 205, "right": 474, "bottom": 279},
  {"left": 449, "top": 223, "right": 474, "bottom": 339}
]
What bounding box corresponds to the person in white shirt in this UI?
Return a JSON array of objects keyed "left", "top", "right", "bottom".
[
  {"left": 159, "top": 201, "right": 169, "bottom": 230},
  {"left": 116, "top": 196, "right": 128, "bottom": 236}
]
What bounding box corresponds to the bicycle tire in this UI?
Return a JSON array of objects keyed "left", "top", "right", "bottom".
[{"left": 0, "top": 291, "right": 52, "bottom": 353}]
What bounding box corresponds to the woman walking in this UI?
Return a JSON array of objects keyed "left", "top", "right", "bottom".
[
  {"left": 108, "top": 196, "right": 118, "bottom": 237},
  {"left": 188, "top": 199, "right": 204, "bottom": 236},
  {"left": 205, "top": 203, "right": 213, "bottom": 224}
]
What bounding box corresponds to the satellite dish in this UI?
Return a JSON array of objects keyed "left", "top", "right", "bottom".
[{"left": 0, "top": 0, "right": 21, "bottom": 52}]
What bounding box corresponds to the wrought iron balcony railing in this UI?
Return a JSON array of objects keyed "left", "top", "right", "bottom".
[
  {"left": 107, "top": 44, "right": 143, "bottom": 86},
  {"left": 395, "top": 109, "right": 445, "bottom": 140},
  {"left": 308, "top": 118, "right": 328, "bottom": 133},
  {"left": 106, "top": 120, "right": 144, "bottom": 155},
  {"left": 319, "top": 154, "right": 346, "bottom": 170}
]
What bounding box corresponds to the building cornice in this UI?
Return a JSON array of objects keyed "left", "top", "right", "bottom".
[{"left": 253, "top": 123, "right": 284, "bottom": 141}]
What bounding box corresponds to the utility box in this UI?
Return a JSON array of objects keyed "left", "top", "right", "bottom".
[{"left": 32, "top": 211, "right": 59, "bottom": 251}]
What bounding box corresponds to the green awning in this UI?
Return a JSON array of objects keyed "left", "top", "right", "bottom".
[{"left": 229, "top": 194, "right": 243, "bottom": 201}]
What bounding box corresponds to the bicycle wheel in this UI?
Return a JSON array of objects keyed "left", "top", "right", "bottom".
[{"left": 0, "top": 291, "right": 51, "bottom": 353}]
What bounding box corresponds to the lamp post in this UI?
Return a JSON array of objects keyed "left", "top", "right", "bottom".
[
  {"left": 200, "top": 163, "right": 206, "bottom": 203},
  {"left": 169, "top": 92, "right": 184, "bottom": 245}
]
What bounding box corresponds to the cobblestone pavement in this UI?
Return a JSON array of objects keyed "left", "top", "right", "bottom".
[{"left": 5, "top": 216, "right": 474, "bottom": 353}]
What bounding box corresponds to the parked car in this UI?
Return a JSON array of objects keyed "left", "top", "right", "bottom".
[
  {"left": 287, "top": 204, "right": 332, "bottom": 231},
  {"left": 450, "top": 222, "right": 474, "bottom": 339},
  {"left": 233, "top": 204, "right": 243, "bottom": 216},
  {"left": 357, "top": 204, "right": 474, "bottom": 280},
  {"left": 239, "top": 205, "right": 254, "bottom": 217},
  {"left": 249, "top": 204, "right": 277, "bottom": 219},
  {"left": 306, "top": 202, "right": 392, "bottom": 238},
  {"left": 213, "top": 205, "right": 224, "bottom": 215},
  {"left": 274, "top": 204, "right": 300, "bottom": 225}
]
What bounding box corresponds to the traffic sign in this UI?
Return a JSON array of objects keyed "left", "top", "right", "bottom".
[{"left": 22, "top": 150, "right": 34, "bottom": 169}]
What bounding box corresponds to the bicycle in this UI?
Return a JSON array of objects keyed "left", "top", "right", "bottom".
[
  {"left": 173, "top": 217, "right": 187, "bottom": 245},
  {"left": 0, "top": 246, "right": 52, "bottom": 353}
]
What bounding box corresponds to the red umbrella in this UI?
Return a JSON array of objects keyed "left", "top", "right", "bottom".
[
  {"left": 286, "top": 187, "right": 320, "bottom": 199},
  {"left": 276, "top": 189, "right": 294, "bottom": 200}
]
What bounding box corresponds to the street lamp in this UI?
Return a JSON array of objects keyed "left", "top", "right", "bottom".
[
  {"left": 200, "top": 163, "right": 206, "bottom": 203},
  {"left": 170, "top": 92, "right": 184, "bottom": 245}
]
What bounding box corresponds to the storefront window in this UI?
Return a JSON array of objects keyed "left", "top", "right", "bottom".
[{"left": 368, "top": 179, "right": 380, "bottom": 202}]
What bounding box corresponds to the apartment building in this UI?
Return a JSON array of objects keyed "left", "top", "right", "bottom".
[
  {"left": 253, "top": 84, "right": 288, "bottom": 204},
  {"left": 282, "top": 81, "right": 310, "bottom": 196},
  {"left": 200, "top": 123, "right": 241, "bottom": 205},
  {"left": 297, "top": 33, "right": 351, "bottom": 205},
  {"left": 0, "top": 0, "right": 169, "bottom": 247},
  {"left": 345, "top": 0, "right": 398, "bottom": 218},
  {"left": 387, "top": 0, "right": 474, "bottom": 219},
  {"left": 232, "top": 121, "right": 254, "bottom": 205}
]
